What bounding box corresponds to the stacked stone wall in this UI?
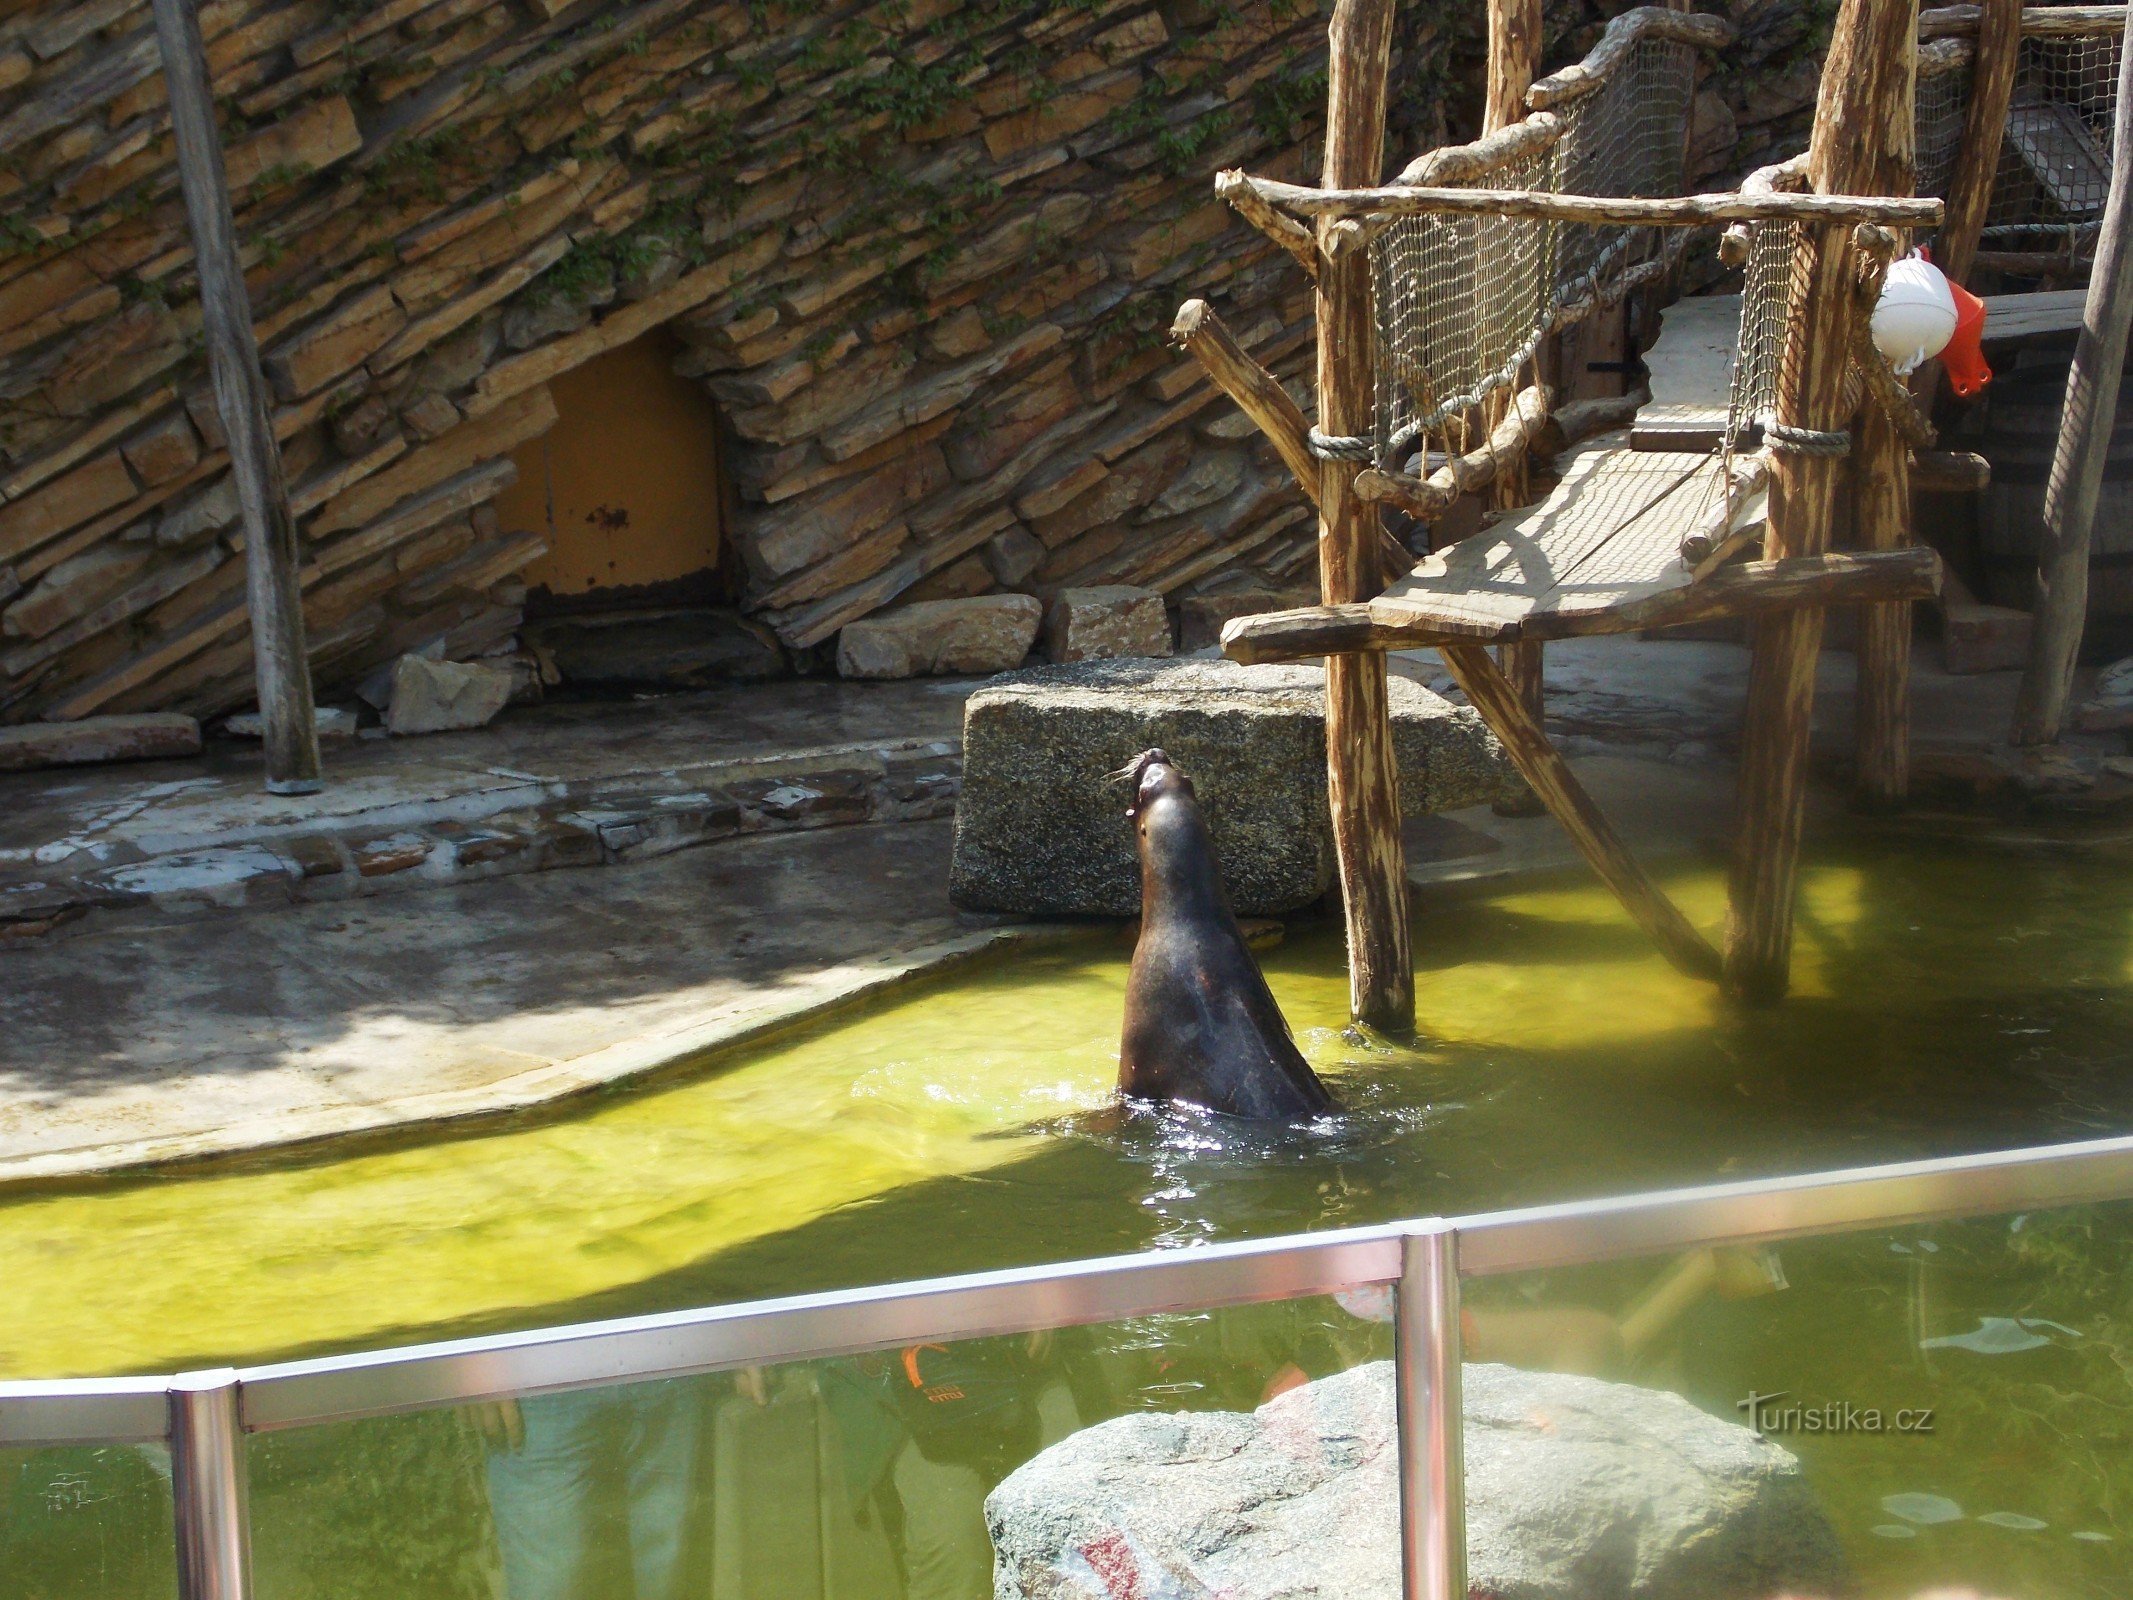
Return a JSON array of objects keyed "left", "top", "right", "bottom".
[{"left": 0, "top": 0, "right": 1830, "bottom": 720}]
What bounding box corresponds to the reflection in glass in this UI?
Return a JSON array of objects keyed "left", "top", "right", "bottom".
[
  {"left": 245, "top": 1293, "right": 1389, "bottom": 1600},
  {"left": 1465, "top": 1200, "right": 2133, "bottom": 1600},
  {"left": 0, "top": 1441, "right": 176, "bottom": 1599}
]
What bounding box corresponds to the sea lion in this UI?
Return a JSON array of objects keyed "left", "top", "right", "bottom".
[{"left": 1115, "top": 748, "right": 1334, "bottom": 1121}]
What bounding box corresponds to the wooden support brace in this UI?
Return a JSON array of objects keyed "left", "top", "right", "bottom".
[
  {"left": 1440, "top": 644, "right": 1722, "bottom": 981},
  {"left": 1214, "top": 170, "right": 1320, "bottom": 281},
  {"left": 150, "top": 0, "right": 320, "bottom": 793},
  {"left": 1170, "top": 300, "right": 1319, "bottom": 509}
]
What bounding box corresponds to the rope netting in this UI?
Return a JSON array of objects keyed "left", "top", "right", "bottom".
[
  {"left": 1915, "top": 23, "right": 2121, "bottom": 261},
  {"left": 1725, "top": 211, "right": 1803, "bottom": 450},
  {"left": 1368, "top": 33, "right": 1700, "bottom": 468}
]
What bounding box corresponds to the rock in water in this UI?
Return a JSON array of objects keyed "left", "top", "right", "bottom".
[
  {"left": 950, "top": 659, "right": 1520, "bottom": 917},
  {"left": 987, "top": 1361, "right": 1849, "bottom": 1600}
]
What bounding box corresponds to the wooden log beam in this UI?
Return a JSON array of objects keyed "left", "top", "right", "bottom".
[
  {"left": 1354, "top": 385, "right": 1553, "bottom": 517},
  {"left": 149, "top": 0, "right": 320, "bottom": 793},
  {"left": 1917, "top": 4, "right": 2124, "bottom": 40},
  {"left": 1725, "top": 0, "right": 1919, "bottom": 1003},
  {"left": 1212, "top": 170, "right": 1320, "bottom": 281},
  {"left": 1392, "top": 114, "right": 1562, "bottom": 187},
  {"left": 1239, "top": 176, "right": 1943, "bottom": 228},
  {"left": 1526, "top": 7, "right": 1737, "bottom": 110},
  {"left": 1440, "top": 644, "right": 1723, "bottom": 982},
  {"left": 1317, "top": 0, "right": 1413, "bottom": 1032},
  {"left": 1911, "top": 449, "right": 1991, "bottom": 491},
  {"left": 1680, "top": 453, "right": 1771, "bottom": 571},
  {"left": 1170, "top": 299, "right": 1319, "bottom": 510},
  {"left": 1219, "top": 548, "right": 1944, "bottom": 661},
  {"left": 2014, "top": 24, "right": 2133, "bottom": 744}
]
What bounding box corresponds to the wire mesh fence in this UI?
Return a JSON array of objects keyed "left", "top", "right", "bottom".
[
  {"left": 1368, "top": 35, "right": 1700, "bottom": 467},
  {"left": 1914, "top": 20, "right": 2122, "bottom": 262}
]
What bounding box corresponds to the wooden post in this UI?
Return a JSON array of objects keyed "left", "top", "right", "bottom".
[
  {"left": 150, "top": 0, "right": 320, "bottom": 794},
  {"left": 1318, "top": 0, "right": 1413, "bottom": 1032},
  {"left": 1851, "top": 60, "right": 1918, "bottom": 811},
  {"left": 1487, "top": 0, "right": 1547, "bottom": 787},
  {"left": 1723, "top": 0, "right": 1916, "bottom": 1002},
  {"left": 2012, "top": 26, "right": 2133, "bottom": 745},
  {"left": 1933, "top": 0, "right": 2022, "bottom": 288}
]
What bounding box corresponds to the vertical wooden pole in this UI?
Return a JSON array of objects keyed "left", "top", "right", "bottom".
[
  {"left": 1852, "top": 399, "right": 1913, "bottom": 808},
  {"left": 1723, "top": 0, "right": 1916, "bottom": 1002},
  {"left": 1319, "top": 0, "right": 1413, "bottom": 1032},
  {"left": 2012, "top": 29, "right": 2133, "bottom": 745},
  {"left": 150, "top": 0, "right": 320, "bottom": 794},
  {"left": 1487, "top": 0, "right": 1546, "bottom": 767},
  {"left": 1933, "top": 0, "right": 2022, "bottom": 290},
  {"left": 1851, "top": 48, "right": 1918, "bottom": 811}
]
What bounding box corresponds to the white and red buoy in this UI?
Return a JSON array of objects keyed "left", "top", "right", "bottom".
[{"left": 1870, "top": 250, "right": 1992, "bottom": 397}]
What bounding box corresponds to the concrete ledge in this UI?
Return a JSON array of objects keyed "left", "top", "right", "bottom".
[{"left": 0, "top": 917, "right": 1073, "bottom": 1191}]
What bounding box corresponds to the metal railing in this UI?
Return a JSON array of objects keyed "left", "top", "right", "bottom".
[{"left": 10, "top": 1131, "right": 2133, "bottom": 1600}]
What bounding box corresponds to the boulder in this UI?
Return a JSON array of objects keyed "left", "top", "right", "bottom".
[
  {"left": 1175, "top": 589, "right": 1314, "bottom": 654},
  {"left": 1045, "top": 586, "right": 1171, "bottom": 663},
  {"left": 987, "top": 1361, "right": 1849, "bottom": 1600},
  {"left": 0, "top": 712, "right": 201, "bottom": 772},
  {"left": 385, "top": 655, "right": 515, "bottom": 735},
  {"left": 837, "top": 595, "right": 1042, "bottom": 679},
  {"left": 2075, "top": 655, "right": 2133, "bottom": 732},
  {"left": 950, "top": 658, "right": 1518, "bottom": 916},
  {"left": 224, "top": 706, "right": 361, "bottom": 743}
]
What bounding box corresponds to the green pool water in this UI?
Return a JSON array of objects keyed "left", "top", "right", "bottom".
[{"left": 7, "top": 822, "right": 2133, "bottom": 1597}]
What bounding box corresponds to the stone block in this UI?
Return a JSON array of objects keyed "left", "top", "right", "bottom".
[
  {"left": 950, "top": 658, "right": 1516, "bottom": 916},
  {"left": 0, "top": 712, "right": 202, "bottom": 772},
  {"left": 265, "top": 283, "right": 408, "bottom": 401},
  {"left": 0, "top": 452, "right": 137, "bottom": 563},
  {"left": 1175, "top": 589, "right": 1313, "bottom": 653},
  {"left": 989, "top": 1361, "right": 1848, "bottom": 1600},
  {"left": 3, "top": 542, "right": 153, "bottom": 639},
  {"left": 384, "top": 655, "right": 515, "bottom": 735},
  {"left": 1044, "top": 585, "right": 1171, "bottom": 662},
  {"left": 837, "top": 594, "right": 1042, "bottom": 679}
]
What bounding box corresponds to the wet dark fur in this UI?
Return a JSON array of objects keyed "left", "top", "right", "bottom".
[{"left": 1115, "top": 749, "right": 1333, "bottom": 1121}]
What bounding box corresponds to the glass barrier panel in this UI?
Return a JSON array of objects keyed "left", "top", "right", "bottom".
[
  {"left": 1460, "top": 1196, "right": 2133, "bottom": 1599},
  {"left": 247, "top": 1289, "right": 1399, "bottom": 1600},
  {"left": 0, "top": 1441, "right": 176, "bottom": 1599}
]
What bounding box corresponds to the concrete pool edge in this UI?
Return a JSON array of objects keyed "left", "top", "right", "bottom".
[{"left": 0, "top": 920, "right": 1087, "bottom": 1194}]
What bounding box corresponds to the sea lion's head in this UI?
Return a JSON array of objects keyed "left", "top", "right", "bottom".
[{"left": 1111, "top": 747, "right": 1196, "bottom": 823}]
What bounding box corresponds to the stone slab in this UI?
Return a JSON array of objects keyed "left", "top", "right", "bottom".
[
  {"left": 387, "top": 654, "right": 515, "bottom": 735},
  {"left": 838, "top": 594, "right": 1042, "bottom": 679},
  {"left": 989, "top": 1360, "right": 1848, "bottom": 1600},
  {"left": 950, "top": 658, "right": 1519, "bottom": 916},
  {"left": 1044, "top": 585, "right": 1171, "bottom": 663}
]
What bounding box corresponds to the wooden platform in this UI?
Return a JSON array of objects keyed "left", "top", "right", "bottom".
[{"left": 1378, "top": 447, "right": 1729, "bottom": 640}]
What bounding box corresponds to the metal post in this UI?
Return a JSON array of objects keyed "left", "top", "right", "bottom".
[
  {"left": 1394, "top": 1223, "right": 1464, "bottom": 1600},
  {"left": 170, "top": 1370, "right": 252, "bottom": 1600}
]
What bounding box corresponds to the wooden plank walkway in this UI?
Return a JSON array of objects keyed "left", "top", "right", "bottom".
[{"left": 1377, "top": 446, "right": 1730, "bottom": 640}]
